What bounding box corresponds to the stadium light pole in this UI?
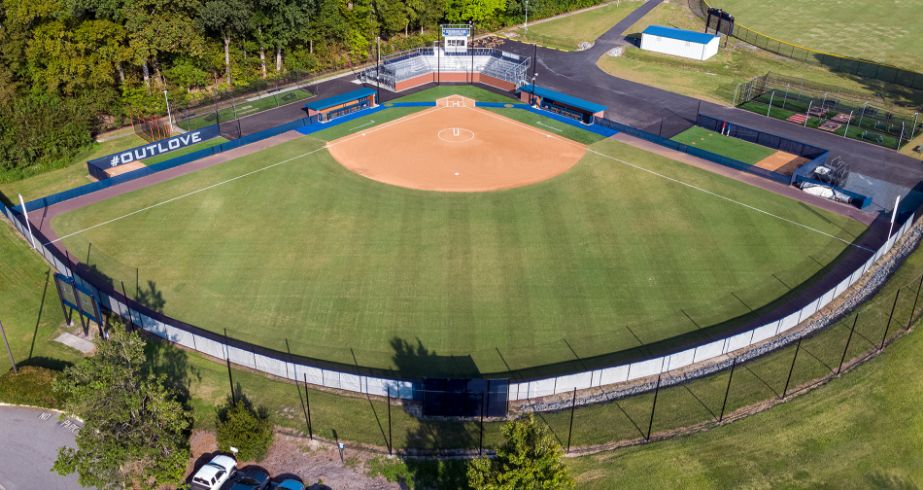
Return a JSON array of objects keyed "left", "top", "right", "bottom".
[
  {"left": 163, "top": 90, "right": 174, "bottom": 135},
  {"left": 0, "top": 318, "right": 17, "bottom": 374}
]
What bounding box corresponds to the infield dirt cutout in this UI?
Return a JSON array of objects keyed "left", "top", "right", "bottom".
[{"left": 326, "top": 95, "right": 587, "bottom": 192}]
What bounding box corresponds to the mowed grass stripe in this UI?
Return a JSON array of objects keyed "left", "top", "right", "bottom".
[{"left": 51, "top": 114, "right": 865, "bottom": 376}]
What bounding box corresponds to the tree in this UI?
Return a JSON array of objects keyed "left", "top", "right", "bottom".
[
  {"left": 466, "top": 415, "right": 574, "bottom": 490},
  {"left": 201, "top": 0, "right": 252, "bottom": 86},
  {"left": 443, "top": 0, "right": 505, "bottom": 24},
  {"left": 216, "top": 392, "right": 274, "bottom": 461},
  {"left": 52, "top": 325, "right": 192, "bottom": 489}
]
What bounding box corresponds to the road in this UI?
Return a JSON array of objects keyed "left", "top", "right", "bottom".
[{"left": 0, "top": 406, "right": 86, "bottom": 490}]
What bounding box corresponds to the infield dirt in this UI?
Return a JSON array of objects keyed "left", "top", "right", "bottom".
[{"left": 326, "top": 96, "right": 587, "bottom": 192}]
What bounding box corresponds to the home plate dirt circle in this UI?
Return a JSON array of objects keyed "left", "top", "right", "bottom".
[
  {"left": 326, "top": 96, "right": 587, "bottom": 192},
  {"left": 437, "top": 127, "right": 476, "bottom": 143}
]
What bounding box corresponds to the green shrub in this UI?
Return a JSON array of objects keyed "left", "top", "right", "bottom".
[
  {"left": 0, "top": 366, "right": 65, "bottom": 408},
  {"left": 215, "top": 394, "right": 274, "bottom": 461}
]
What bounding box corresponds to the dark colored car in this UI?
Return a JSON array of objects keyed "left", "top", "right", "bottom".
[{"left": 229, "top": 466, "right": 271, "bottom": 490}]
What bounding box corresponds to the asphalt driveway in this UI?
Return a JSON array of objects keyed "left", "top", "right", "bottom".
[{"left": 0, "top": 405, "right": 86, "bottom": 490}]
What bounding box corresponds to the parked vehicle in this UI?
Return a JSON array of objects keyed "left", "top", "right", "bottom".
[
  {"left": 273, "top": 479, "right": 305, "bottom": 490},
  {"left": 230, "top": 466, "right": 271, "bottom": 490},
  {"left": 190, "top": 455, "right": 237, "bottom": 490}
]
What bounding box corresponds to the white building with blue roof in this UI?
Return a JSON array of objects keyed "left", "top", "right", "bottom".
[{"left": 640, "top": 25, "right": 720, "bottom": 61}]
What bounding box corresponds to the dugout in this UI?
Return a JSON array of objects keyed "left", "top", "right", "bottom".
[
  {"left": 518, "top": 85, "right": 606, "bottom": 125},
  {"left": 304, "top": 87, "right": 377, "bottom": 123}
]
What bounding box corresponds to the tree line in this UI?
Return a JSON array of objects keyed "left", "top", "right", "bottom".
[{"left": 0, "top": 0, "right": 607, "bottom": 182}]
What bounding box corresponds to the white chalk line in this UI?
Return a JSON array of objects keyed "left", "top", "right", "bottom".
[
  {"left": 474, "top": 106, "right": 869, "bottom": 252},
  {"left": 48, "top": 105, "right": 447, "bottom": 245},
  {"left": 585, "top": 147, "right": 873, "bottom": 252}
]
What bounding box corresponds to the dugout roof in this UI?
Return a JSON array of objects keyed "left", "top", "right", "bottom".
[
  {"left": 518, "top": 85, "right": 607, "bottom": 114},
  {"left": 305, "top": 87, "right": 376, "bottom": 111},
  {"left": 642, "top": 25, "right": 718, "bottom": 45}
]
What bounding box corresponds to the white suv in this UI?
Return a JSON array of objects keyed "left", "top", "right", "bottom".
[{"left": 190, "top": 455, "right": 237, "bottom": 490}]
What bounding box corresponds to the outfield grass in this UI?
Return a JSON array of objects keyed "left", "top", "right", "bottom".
[
  {"left": 568, "top": 245, "right": 923, "bottom": 488},
  {"left": 712, "top": 0, "right": 923, "bottom": 73},
  {"left": 142, "top": 136, "right": 229, "bottom": 165},
  {"left": 50, "top": 102, "right": 865, "bottom": 376},
  {"left": 600, "top": 1, "right": 923, "bottom": 108},
  {"left": 0, "top": 133, "right": 147, "bottom": 201},
  {"left": 512, "top": 1, "right": 644, "bottom": 51},
  {"left": 2, "top": 156, "right": 922, "bottom": 485},
  {"left": 180, "top": 88, "right": 313, "bottom": 130},
  {"left": 671, "top": 126, "right": 775, "bottom": 165}
]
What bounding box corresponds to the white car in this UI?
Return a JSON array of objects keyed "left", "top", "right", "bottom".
[{"left": 191, "top": 454, "right": 237, "bottom": 490}]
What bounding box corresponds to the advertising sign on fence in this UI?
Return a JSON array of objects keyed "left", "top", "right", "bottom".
[{"left": 87, "top": 124, "right": 221, "bottom": 175}]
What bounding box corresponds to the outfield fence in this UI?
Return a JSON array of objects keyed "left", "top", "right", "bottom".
[
  {"left": 688, "top": 0, "right": 923, "bottom": 91},
  {"left": 0, "top": 100, "right": 917, "bottom": 428}
]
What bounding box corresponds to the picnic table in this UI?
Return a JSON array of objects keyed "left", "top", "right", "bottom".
[{"left": 830, "top": 113, "right": 852, "bottom": 124}]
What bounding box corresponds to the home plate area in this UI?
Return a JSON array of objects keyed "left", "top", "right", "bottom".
[{"left": 325, "top": 96, "right": 587, "bottom": 192}]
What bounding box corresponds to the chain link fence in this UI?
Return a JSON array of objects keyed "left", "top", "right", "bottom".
[
  {"left": 736, "top": 73, "right": 921, "bottom": 150},
  {"left": 689, "top": 0, "right": 923, "bottom": 92}
]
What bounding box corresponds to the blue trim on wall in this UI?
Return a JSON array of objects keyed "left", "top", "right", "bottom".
[
  {"left": 18, "top": 87, "right": 867, "bottom": 214},
  {"left": 388, "top": 101, "right": 438, "bottom": 107}
]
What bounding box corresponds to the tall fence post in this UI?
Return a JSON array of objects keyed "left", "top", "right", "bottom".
[
  {"left": 478, "top": 392, "right": 485, "bottom": 456},
  {"left": 387, "top": 387, "right": 393, "bottom": 455},
  {"left": 223, "top": 328, "right": 235, "bottom": 402},
  {"left": 765, "top": 91, "right": 775, "bottom": 117},
  {"left": 838, "top": 313, "right": 859, "bottom": 375},
  {"left": 908, "top": 274, "right": 923, "bottom": 330},
  {"left": 782, "top": 337, "right": 802, "bottom": 398},
  {"left": 566, "top": 388, "right": 577, "bottom": 453},
  {"left": 718, "top": 357, "right": 737, "bottom": 422},
  {"left": 880, "top": 289, "right": 901, "bottom": 350},
  {"left": 646, "top": 375, "right": 662, "bottom": 441},
  {"left": 303, "top": 373, "right": 314, "bottom": 439}
]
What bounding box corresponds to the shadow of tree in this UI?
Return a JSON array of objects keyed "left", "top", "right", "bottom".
[
  {"left": 136, "top": 280, "right": 166, "bottom": 313},
  {"left": 141, "top": 327, "right": 199, "bottom": 407},
  {"left": 389, "top": 337, "right": 479, "bottom": 489}
]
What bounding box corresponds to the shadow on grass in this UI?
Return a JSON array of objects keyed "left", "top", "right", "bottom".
[{"left": 387, "top": 337, "right": 477, "bottom": 489}]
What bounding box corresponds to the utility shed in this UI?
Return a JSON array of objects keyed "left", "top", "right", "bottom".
[{"left": 640, "top": 25, "right": 720, "bottom": 61}]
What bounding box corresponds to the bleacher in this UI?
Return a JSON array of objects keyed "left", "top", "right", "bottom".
[{"left": 360, "top": 48, "right": 529, "bottom": 91}]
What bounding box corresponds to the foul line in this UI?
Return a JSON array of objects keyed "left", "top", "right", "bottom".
[
  {"left": 475, "top": 106, "right": 869, "bottom": 252},
  {"left": 584, "top": 147, "right": 874, "bottom": 252},
  {"left": 47, "top": 105, "right": 447, "bottom": 245}
]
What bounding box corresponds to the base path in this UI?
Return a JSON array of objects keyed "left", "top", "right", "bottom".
[{"left": 327, "top": 96, "right": 587, "bottom": 192}]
